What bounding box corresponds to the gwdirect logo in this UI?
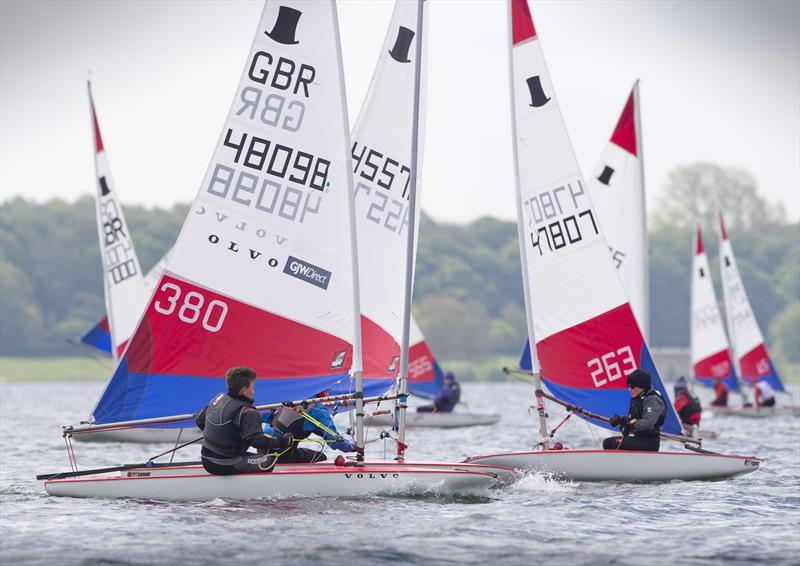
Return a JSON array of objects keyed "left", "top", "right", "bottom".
[{"left": 283, "top": 256, "right": 331, "bottom": 290}]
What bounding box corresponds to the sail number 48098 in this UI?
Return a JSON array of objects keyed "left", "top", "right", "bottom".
[
  {"left": 154, "top": 283, "right": 228, "bottom": 332},
  {"left": 587, "top": 346, "right": 636, "bottom": 388}
]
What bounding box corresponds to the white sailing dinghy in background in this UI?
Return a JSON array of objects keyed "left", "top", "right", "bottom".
[
  {"left": 345, "top": 0, "right": 497, "bottom": 431},
  {"left": 712, "top": 213, "right": 799, "bottom": 417},
  {"left": 85, "top": 83, "right": 151, "bottom": 363},
  {"left": 41, "top": 0, "right": 504, "bottom": 500},
  {"left": 464, "top": 0, "right": 759, "bottom": 482},
  {"left": 75, "top": 88, "right": 192, "bottom": 444}
]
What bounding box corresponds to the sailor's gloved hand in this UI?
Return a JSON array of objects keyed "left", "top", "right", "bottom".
[
  {"left": 330, "top": 439, "right": 356, "bottom": 453},
  {"left": 609, "top": 415, "right": 628, "bottom": 428},
  {"left": 278, "top": 432, "right": 294, "bottom": 451}
]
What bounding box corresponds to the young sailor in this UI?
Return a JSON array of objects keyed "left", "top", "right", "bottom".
[
  {"left": 417, "top": 371, "right": 461, "bottom": 413},
  {"left": 754, "top": 380, "right": 777, "bottom": 408},
  {"left": 603, "top": 369, "right": 667, "bottom": 452},
  {"left": 711, "top": 376, "right": 729, "bottom": 407},
  {"left": 194, "top": 366, "right": 293, "bottom": 476},
  {"left": 673, "top": 376, "right": 702, "bottom": 437},
  {"left": 262, "top": 393, "right": 355, "bottom": 463}
]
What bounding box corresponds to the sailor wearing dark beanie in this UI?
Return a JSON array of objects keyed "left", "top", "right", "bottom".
[{"left": 602, "top": 368, "right": 666, "bottom": 452}]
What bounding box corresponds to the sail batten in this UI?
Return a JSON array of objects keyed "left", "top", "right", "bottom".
[{"left": 508, "top": 0, "right": 681, "bottom": 435}]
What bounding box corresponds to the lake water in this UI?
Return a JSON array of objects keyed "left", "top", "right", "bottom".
[{"left": 1, "top": 380, "right": 799, "bottom": 565}]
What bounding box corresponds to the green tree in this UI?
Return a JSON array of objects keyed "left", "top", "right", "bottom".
[
  {"left": 652, "top": 162, "right": 785, "bottom": 231},
  {"left": 770, "top": 301, "right": 800, "bottom": 365}
]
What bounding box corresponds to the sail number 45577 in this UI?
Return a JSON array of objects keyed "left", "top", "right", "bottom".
[
  {"left": 154, "top": 282, "right": 229, "bottom": 333},
  {"left": 587, "top": 346, "right": 636, "bottom": 388}
]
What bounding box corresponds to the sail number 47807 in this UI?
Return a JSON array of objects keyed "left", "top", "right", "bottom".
[
  {"left": 587, "top": 346, "right": 636, "bottom": 388},
  {"left": 154, "top": 283, "right": 228, "bottom": 332}
]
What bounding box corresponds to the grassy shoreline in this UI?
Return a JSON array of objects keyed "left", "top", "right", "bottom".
[
  {"left": 1, "top": 356, "right": 797, "bottom": 383},
  {"left": 0, "top": 356, "right": 113, "bottom": 381}
]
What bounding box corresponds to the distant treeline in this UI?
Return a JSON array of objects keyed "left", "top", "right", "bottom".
[{"left": 1, "top": 164, "right": 798, "bottom": 376}]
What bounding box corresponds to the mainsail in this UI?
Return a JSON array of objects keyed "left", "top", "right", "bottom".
[
  {"left": 87, "top": 84, "right": 151, "bottom": 361},
  {"left": 78, "top": 252, "right": 171, "bottom": 355},
  {"left": 587, "top": 82, "right": 648, "bottom": 337},
  {"left": 519, "top": 85, "right": 649, "bottom": 368},
  {"left": 509, "top": 0, "right": 681, "bottom": 434},
  {"left": 89, "top": 1, "right": 362, "bottom": 424},
  {"left": 691, "top": 226, "right": 738, "bottom": 391},
  {"left": 718, "top": 213, "right": 785, "bottom": 392},
  {"left": 351, "top": 0, "right": 431, "bottom": 398}
]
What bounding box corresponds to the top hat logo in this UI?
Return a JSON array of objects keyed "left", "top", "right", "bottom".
[
  {"left": 526, "top": 76, "right": 550, "bottom": 108},
  {"left": 265, "top": 6, "right": 302, "bottom": 45},
  {"left": 597, "top": 165, "right": 615, "bottom": 186},
  {"left": 724, "top": 256, "right": 731, "bottom": 267},
  {"left": 698, "top": 267, "right": 705, "bottom": 278},
  {"left": 99, "top": 176, "right": 111, "bottom": 196},
  {"left": 388, "top": 26, "right": 415, "bottom": 63}
]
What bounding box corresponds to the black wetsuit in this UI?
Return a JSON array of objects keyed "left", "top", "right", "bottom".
[
  {"left": 194, "top": 392, "right": 286, "bottom": 475},
  {"left": 269, "top": 407, "right": 327, "bottom": 463},
  {"left": 603, "top": 388, "right": 666, "bottom": 452}
]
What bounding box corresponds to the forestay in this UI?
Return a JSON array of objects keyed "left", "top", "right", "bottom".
[
  {"left": 89, "top": 1, "right": 361, "bottom": 424},
  {"left": 79, "top": 251, "right": 171, "bottom": 355},
  {"left": 586, "top": 83, "right": 648, "bottom": 336},
  {"left": 509, "top": 0, "right": 681, "bottom": 434},
  {"left": 88, "top": 84, "right": 151, "bottom": 361},
  {"left": 691, "top": 227, "right": 738, "bottom": 390},
  {"left": 718, "top": 214, "right": 785, "bottom": 392},
  {"left": 351, "top": 0, "right": 429, "bottom": 397}
]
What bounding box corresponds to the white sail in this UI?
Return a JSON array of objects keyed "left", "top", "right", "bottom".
[
  {"left": 690, "top": 226, "right": 737, "bottom": 390},
  {"left": 90, "top": 0, "right": 362, "bottom": 424},
  {"left": 718, "top": 213, "right": 784, "bottom": 391},
  {"left": 587, "top": 83, "right": 648, "bottom": 337},
  {"left": 507, "top": 0, "right": 681, "bottom": 435},
  {"left": 351, "top": 0, "right": 427, "bottom": 393},
  {"left": 87, "top": 84, "right": 150, "bottom": 361}
]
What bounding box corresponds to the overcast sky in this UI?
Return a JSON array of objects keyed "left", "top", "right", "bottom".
[{"left": 1, "top": 0, "right": 798, "bottom": 224}]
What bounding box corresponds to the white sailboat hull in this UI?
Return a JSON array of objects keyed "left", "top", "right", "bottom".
[
  {"left": 72, "top": 427, "right": 202, "bottom": 444},
  {"left": 43, "top": 463, "right": 500, "bottom": 501},
  {"left": 367, "top": 412, "right": 500, "bottom": 429},
  {"left": 704, "top": 405, "right": 800, "bottom": 418},
  {"left": 463, "top": 449, "right": 760, "bottom": 482}
]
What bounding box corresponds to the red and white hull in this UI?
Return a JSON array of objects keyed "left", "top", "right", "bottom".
[
  {"left": 366, "top": 412, "right": 500, "bottom": 429},
  {"left": 72, "top": 427, "right": 202, "bottom": 444},
  {"left": 42, "top": 462, "right": 502, "bottom": 501},
  {"left": 704, "top": 405, "right": 800, "bottom": 418},
  {"left": 463, "top": 449, "right": 760, "bottom": 482}
]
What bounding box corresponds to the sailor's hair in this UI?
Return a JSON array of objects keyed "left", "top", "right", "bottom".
[{"left": 226, "top": 366, "right": 256, "bottom": 394}]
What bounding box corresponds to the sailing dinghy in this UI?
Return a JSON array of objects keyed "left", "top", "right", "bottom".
[
  {"left": 464, "top": 0, "right": 759, "bottom": 482},
  {"left": 706, "top": 213, "right": 799, "bottom": 417},
  {"left": 41, "top": 0, "right": 502, "bottom": 500}
]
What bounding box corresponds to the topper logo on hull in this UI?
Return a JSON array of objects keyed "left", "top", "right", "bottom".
[
  {"left": 265, "top": 6, "right": 301, "bottom": 45},
  {"left": 388, "top": 26, "right": 415, "bottom": 63},
  {"left": 525, "top": 76, "right": 550, "bottom": 108}
]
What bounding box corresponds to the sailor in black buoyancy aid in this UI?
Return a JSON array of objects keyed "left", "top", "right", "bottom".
[
  {"left": 602, "top": 369, "right": 666, "bottom": 452},
  {"left": 263, "top": 392, "right": 355, "bottom": 463},
  {"left": 194, "top": 366, "right": 293, "bottom": 476}
]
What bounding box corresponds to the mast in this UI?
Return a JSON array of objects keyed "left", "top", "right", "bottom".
[
  {"left": 506, "top": 1, "right": 548, "bottom": 445},
  {"left": 87, "top": 80, "right": 119, "bottom": 364},
  {"left": 331, "top": 0, "right": 366, "bottom": 466},
  {"left": 397, "top": 0, "right": 424, "bottom": 462},
  {"left": 632, "top": 80, "right": 649, "bottom": 342}
]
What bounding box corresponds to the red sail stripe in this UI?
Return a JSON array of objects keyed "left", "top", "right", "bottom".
[
  {"left": 609, "top": 88, "right": 636, "bottom": 156},
  {"left": 511, "top": 0, "right": 537, "bottom": 46}
]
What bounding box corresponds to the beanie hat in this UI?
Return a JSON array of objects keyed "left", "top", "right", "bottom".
[{"left": 627, "top": 369, "right": 651, "bottom": 390}]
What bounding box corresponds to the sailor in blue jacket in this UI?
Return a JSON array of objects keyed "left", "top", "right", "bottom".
[
  {"left": 417, "top": 371, "right": 461, "bottom": 413},
  {"left": 262, "top": 393, "right": 355, "bottom": 463}
]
